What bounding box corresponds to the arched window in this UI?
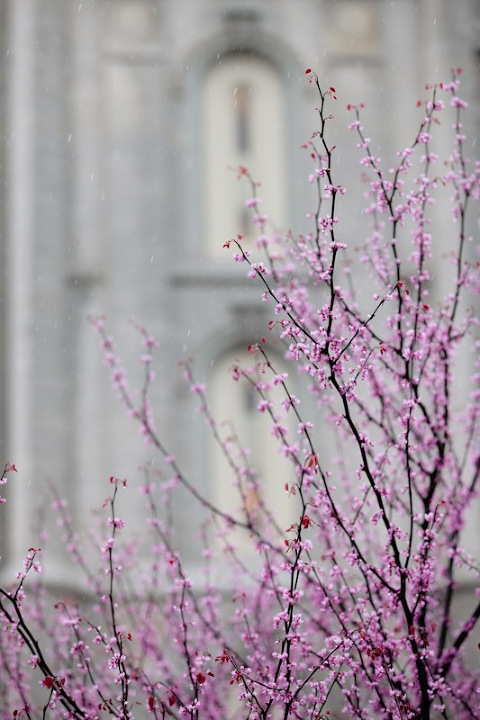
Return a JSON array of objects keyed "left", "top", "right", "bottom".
[
  {"left": 208, "top": 348, "right": 298, "bottom": 565},
  {"left": 202, "top": 54, "right": 288, "bottom": 256}
]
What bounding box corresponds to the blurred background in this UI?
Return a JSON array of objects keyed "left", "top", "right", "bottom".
[{"left": 0, "top": 0, "right": 478, "bottom": 580}]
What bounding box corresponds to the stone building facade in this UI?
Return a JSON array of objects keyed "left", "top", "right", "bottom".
[{"left": 0, "top": 0, "right": 479, "bottom": 580}]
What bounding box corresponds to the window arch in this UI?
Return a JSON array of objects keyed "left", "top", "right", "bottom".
[
  {"left": 202, "top": 53, "right": 288, "bottom": 256},
  {"left": 208, "top": 347, "right": 298, "bottom": 564}
]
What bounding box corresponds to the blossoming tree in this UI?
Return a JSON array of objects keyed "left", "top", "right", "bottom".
[{"left": 0, "top": 69, "right": 479, "bottom": 719}]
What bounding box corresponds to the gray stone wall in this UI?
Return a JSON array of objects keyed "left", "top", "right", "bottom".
[{"left": 0, "top": 0, "right": 478, "bottom": 576}]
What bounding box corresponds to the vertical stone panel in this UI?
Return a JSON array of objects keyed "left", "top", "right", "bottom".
[{"left": 3, "top": 0, "right": 37, "bottom": 570}]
